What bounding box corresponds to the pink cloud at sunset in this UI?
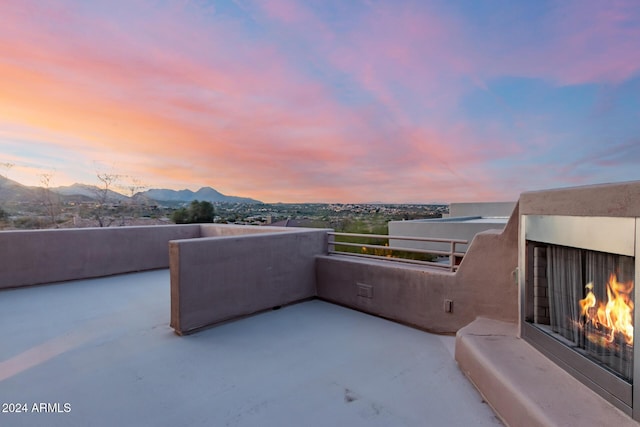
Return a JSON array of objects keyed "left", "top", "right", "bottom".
[{"left": 0, "top": 0, "right": 639, "bottom": 203}]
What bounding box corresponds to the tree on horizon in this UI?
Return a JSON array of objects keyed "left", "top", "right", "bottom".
[{"left": 171, "top": 200, "right": 214, "bottom": 224}]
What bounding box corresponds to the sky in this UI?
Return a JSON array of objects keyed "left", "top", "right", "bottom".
[{"left": 1, "top": 0, "right": 639, "bottom": 203}]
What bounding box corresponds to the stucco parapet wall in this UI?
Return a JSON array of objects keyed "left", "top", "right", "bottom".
[
  {"left": 199, "top": 223, "right": 298, "bottom": 237},
  {"left": 316, "top": 203, "right": 519, "bottom": 334},
  {"left": 0, "top": 224, "right": 201, "bottom": 289},
  {"left": 170, "top": 228, "right": 331, "bottom": 335},
  {"left": 520, "top": 180, "right": 640, "bottom": 217}
]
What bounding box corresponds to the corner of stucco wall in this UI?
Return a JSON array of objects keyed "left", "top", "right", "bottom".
[
  {"left": 453, "top": 201, "right": 520, "bottom": 325},
  {"left": 502, "top": 200, "right": 520, "bottom": 242},
  {"left": 169, "top": 240, "right": 181, "bottom": 332}
]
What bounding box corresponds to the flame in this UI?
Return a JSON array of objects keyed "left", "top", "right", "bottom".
[{"left": 579, "top": 274, "right": 634, "bottom": 346}]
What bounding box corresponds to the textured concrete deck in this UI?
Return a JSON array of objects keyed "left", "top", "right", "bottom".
[{"left": 0, "top": 270, "right": 501, "bottom": 427}]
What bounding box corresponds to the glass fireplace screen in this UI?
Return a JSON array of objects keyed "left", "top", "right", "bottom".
[{"left": 531, "top": 244, "right": 635, "bottom": 381}]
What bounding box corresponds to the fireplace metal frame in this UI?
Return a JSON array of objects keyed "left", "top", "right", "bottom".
[{"left": 519, "top": 215, "right": 639, "bottom": 418}]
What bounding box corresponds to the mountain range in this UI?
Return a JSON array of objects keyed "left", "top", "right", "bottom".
[
  {"left": 140, "top": 187, "right": 261, "bottom": 204},
  {"left": 0, "top": 176, "right": 262, "bottom": 205}
]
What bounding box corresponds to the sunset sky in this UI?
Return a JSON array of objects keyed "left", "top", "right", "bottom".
[{"left": 1, "top": 0, "right": 639, "bottom": 203}]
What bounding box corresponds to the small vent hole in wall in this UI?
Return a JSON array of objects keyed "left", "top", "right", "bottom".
[
  {"left": 356, "top": 283, "right": 373, "bottom": 299},
  {"left": 444, "top": 299, "right": 453, "bottom": 313}
]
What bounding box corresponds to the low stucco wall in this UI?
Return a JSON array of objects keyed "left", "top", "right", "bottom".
[
  {"left": 170, "top": 228, "right": 329, "bottom": 334},
  {"left": 199, "top": 223, "right": 294, "bottom": 237},
  {"left": 0, "top": 225, "right": 201, "bottom": 289},
  {"left": 317, "top": 204, "right": 519, "bottom": 334}
]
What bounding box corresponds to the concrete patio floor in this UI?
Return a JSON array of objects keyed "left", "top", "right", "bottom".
[{"left": 0, "top": 270, "right": 501, "bottom": 427}]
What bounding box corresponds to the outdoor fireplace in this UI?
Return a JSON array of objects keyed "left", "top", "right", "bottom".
[{"left": 521, "top": 215, "right": 640, "bottom": 418}]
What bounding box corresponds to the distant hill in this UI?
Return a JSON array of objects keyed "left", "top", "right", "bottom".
[
  {"left": 0, "top": 176, "right": 262, "bottom": 205},
  {"left": 0, "top": 176, "right": 39, "bottom": 203},
  {"left": 53, "top": 183, "right": 129, "bottom": 202},
  {"left": 141, "top": 187, "right": 262, "bottom": 204}
]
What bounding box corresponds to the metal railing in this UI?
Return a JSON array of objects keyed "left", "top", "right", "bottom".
[{"left": 327, "top": 232, "right": 468, "bottom": 272}]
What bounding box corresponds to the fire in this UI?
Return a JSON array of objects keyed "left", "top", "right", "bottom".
[{"left": 579, "top": 274, "right": 634, "bottom": 346}]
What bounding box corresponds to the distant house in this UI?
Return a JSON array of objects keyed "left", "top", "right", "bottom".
[{"left": 388, "top": 202, "right": 516, "bottom": 254}]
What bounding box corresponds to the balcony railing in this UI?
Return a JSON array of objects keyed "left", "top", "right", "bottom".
[{"left": 327, "top": 232, "right": 467, "bottom": 272}]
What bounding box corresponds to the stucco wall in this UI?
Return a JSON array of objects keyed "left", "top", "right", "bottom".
[
  {"left": 199, "top": 224, "right": 293, "bottom": 237},
  {"left": 519, "top": 181, "right": 640, "bottom": 217},
  {"left": 0, "top": 225, "right": 201, "bottom": 289},
  {"left": 170, "top": 228, "right": 329, "bottom": 334},
  {"left": 317, "top": 203, "right": 519, "bottom": 334}
]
